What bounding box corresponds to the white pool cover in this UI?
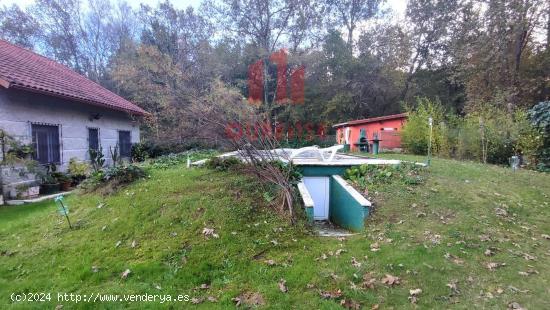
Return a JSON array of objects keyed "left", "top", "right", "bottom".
[{"left": 193, "top": 146, "right": 407, "bottom": 167}]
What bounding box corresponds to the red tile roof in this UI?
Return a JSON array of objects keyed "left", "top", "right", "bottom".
[
  {"left": 333, "top": 113, "right": 408, "bottom": 128},
  {"left": 0, "top": 40, "right": 147, "bottom": 116}
]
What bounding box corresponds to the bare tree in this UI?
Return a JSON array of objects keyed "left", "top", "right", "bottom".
[
  {"left": 188, "top": 79, "right": 299, "bottom": 222},
  {"left": 328, "top": 0, "right": 382, "bottom": 50},
  {"left": 0, "top": 4, "right": 39, "bottom": 49}
]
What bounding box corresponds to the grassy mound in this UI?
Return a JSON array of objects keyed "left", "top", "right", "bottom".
[{"left": 1, "top": 155, "right": 549, "bottom": 309}]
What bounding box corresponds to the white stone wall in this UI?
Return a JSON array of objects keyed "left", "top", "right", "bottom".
[{"left": 0, "top": 88, "right": 140, "bottom": 170}]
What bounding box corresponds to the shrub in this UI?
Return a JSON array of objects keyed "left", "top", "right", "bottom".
[
  {"left": 89, "top": 147, "right": 105, "bottom": 172},
  {"left": 344, "top": 162, "right": 426, "bottom": 192},
  {"left": 401, "top": 97, "right": 447, "bottom": 156},
  {"left": 103, "top": 164, "right": 146, "bottom": 184},
  {"left": 79, "top": 164, "right": 146, "bottom": 193},
  {"left": 402, "top": 97, "right": 543, "bottom": 167},
  {"left": 457, "top": 108, "right": 542, "bottom": 165},
  {"left": 528, "top": 101, "right": 550, "bottom": 171},
  {"left": 68, "top": 158, "right": 90, "bottom": 183},
  {"left": 205, "top": 156, "right": 242, "bottom": 171},
  {"left": 131, "top": 142, "right": 149, "bottom": 162}
]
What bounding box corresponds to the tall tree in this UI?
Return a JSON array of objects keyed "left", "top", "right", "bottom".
[
  {"left": 401, "top": 0, "right": 461, "bottom": 101},
  {"left": 0, "top": 4, "right": 39, "bottom": 49},
  {"left": 328, "top": 0, "right": 382, "bottom": 50}
]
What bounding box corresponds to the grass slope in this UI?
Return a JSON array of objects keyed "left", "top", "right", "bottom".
[{"left": 1, "top": 156, "right": 549, "bottom": 309}]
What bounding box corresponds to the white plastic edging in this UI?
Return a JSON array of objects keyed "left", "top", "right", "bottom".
[
  {"left": 5, "top": 190, "right": 74, "bottom": 206},
  {"left": 297, "top": 181, "right": 314, "bottom": 208},
  {"left": 332, "top": 175, "right": 372, "bottom": 207}
]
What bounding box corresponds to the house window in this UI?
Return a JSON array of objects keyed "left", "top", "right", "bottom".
[
  {"left": 118, "top": 131, "right": 131, "bottom": 158},
  {"left": 31, "top": 124, "right": 60, "bottom": 164},
  {"left": 88, "top": 128, "right": 99, "bottom": 151}
]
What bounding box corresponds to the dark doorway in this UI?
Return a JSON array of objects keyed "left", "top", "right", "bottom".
[
  {"left": 32, "top": 124, "right": 60, "bottom": 164},
  {"left": 118, "top": 131, "right": 131, "bottom": 158},
  {"left": 88, "top": 128, "right": 99, "bottom": 151}
]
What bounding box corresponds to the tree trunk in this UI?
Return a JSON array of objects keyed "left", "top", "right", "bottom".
[{"left": 547, "top": 5, "right": 550, "bottom": 49}]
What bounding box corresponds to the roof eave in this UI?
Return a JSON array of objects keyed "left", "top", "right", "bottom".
[
  {"left": 0, "top": 78, "right": 10, "bottom": 89},
  {"left": 9, "top": 84, "right": 148, "bottom": 116}
]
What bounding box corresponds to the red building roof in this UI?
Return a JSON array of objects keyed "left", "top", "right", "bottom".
[
  {"left": 0, "top": 40, "right": 147, "bottom": 116},
  {"left": 333, "top": 113, "right": 408, "bottom": 128}
]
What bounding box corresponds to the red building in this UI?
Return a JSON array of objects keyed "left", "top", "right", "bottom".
[{"left": 333, "top": 113, "right": 408, "bottom": 152}]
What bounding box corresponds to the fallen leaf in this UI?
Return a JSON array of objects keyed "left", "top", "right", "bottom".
[
  {"left": 319, "top": 289, "right": 342, "bottom": 299},
  {"left": 362, "top": 273, "right": 376, "bottom": 289},
  {"left": 199, "top": 283, "right": 210, "bottom": 289},
  {"left": 370, "top": 242, "right": 380, "bottom": 252},
  {"left": 541, "top": 234, "right": 550, "bottom": 240},
  {"left": 444, "top": 253, "right": 464, "bottom": 265},
  {"left": 120, "top": 269, "right": 131, "bottom": 279},
  {"left": 265, "top": 259, "right": 276, "bottom": 266},
  {"left": 207, "top": 296, "right": 218, "bottom": 302},
  {"left": 416, "top": 212, "right": 427, "bottom": 218},
  {"left": 486, "top": 262, "right": 506, "bottom": 270},
  {"left": 232, "top": 297, "right": 241, "bottom": 306},
  {"left": 446, "top": 280, "right": 460, "bottom": 295},
  {"left": 191, "top": 297, "right": 204, "bottom": 304},
  {"left": 408, "top": 288, "right": 422, "bottom": 304},
  {"left": 522, "top": 253, "right": 536, "bottom": 261},
  {"left": 351, "top": 257, "right": 361, "bottom": 268},
  {"left": 518, "top": 268, "right": 538, "bottom": 276},
  {"left": 410, "top": 288, "right": 422, "bottom": 295},
  {"left": 335, "top": 249, "right": 346, "bottom": 256},
  {"left": 508, "top": 286, "right": 529, "bottom": 294},
  {"left": 340, "top": 298, "right": 361, "bottom": 309},
  {"left": 91, "top": 266, "right": 99, "bottom": 273},
  {"left": 508, "top": 302, "right": 526, "bottom": 310},
  {"left": 495, "top": 207, "right": 508, "bottom": 217},
  {"left": 306, "top": 283, "right": 315, "bottom": 289},
  {"left": 278, "top": 279, "right": 288, "bottom": 293},
  {"left": 484, "top": 248, "right": 495, "bottom": 256},
  {"left": 371, "top": 304, "right": 380, "bottom": 310},
  {"left": 131, "top": 240, "right": 137, "bottom": 248},
  {"left": 202, "top": 228, "right": 219, "bottom": 239},
  {"left": 232, "top": 292, "right": 265, "bottom": 306},
  {"left": 115, "top": 241, "right": 122, "bottom": 248},
  {"left": 479, "top": 234, "right": 491, "bottom": 242},
  {"left": 381, "top": 274, "right": 401, "bottom": 286}
]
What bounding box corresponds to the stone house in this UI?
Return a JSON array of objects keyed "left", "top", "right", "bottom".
[{"left": 0, "top": 40, "right": 147, "bottom": 199}]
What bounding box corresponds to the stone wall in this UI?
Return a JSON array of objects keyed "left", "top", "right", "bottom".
[
  {"left": 0, "top": 164, "right": 39, "bottom": 199},
  {"left": 0, "top": 88, "right": 140, "bottom": 170}
]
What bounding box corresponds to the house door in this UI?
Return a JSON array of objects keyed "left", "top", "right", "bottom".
[{"left": 303, "top": 177, "right": 330, "bottom": 220}]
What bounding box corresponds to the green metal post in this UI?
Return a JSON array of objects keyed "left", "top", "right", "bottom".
[{"left": 427, "top": 117, "right": 433, "bottom": 166}]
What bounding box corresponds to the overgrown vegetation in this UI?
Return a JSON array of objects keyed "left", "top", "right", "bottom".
[
  {"left": 528, "top": 101, "right": 550, "bottom": 171},
  {"left": 345, "top": 162, "right": 427, "bottom": 193},
  {"left": 80, "top": 164, "right": 146, "bottom": 194},
  {"left": 401, "top": 97, "right": 544, "bottom": 167},
  {"left": 205, "top": 156, "right": 242, "bottom": 171},
  {"left": 148, "top": 150, "right": 217, "bottom": 169}
]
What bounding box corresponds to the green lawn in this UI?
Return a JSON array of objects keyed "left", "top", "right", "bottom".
[{"left": 1, "top": 155, "right": 549, "bottom": 309}]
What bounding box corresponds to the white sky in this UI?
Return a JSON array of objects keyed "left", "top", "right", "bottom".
[{"left": 1, "top": 0, "right": 407, "bottom": 16}]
